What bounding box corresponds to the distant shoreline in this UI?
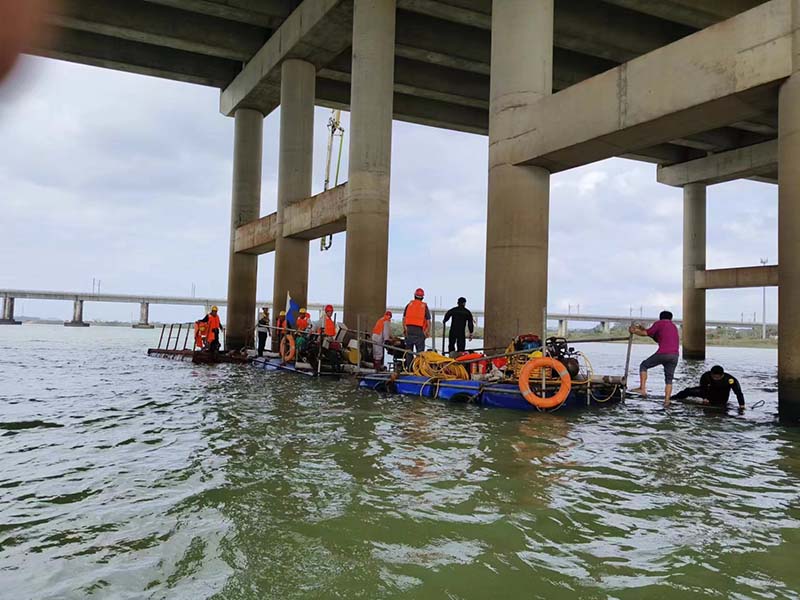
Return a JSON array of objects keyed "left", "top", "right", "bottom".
[{"left": 13, "top": 321, "right": 778, "bottom": 349}]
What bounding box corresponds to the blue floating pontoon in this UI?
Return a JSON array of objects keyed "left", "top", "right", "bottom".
[
  {"left": 251, "top": 356, "right": 342, "bottom": 377},
  {"left": 358, "top": 373, "right": 623, "bottom": 412}
]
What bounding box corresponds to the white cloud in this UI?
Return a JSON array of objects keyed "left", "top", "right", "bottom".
[
  {"left": 577, "top": 170, "right": 608, "bottom": 196},
  {"left": 0, "top": 57, "right": 780, "bottom": 323}
]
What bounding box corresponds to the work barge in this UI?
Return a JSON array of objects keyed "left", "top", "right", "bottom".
[
  {"left": 23, "top": 0, "right": 800, "bottom": 422},
  {"left": 148, "top": 321, "right": 630, "bottom": 413}
]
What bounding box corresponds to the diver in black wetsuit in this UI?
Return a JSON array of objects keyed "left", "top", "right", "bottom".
[
  {"left": 673, "top": 365, "right": 746, "bottom": 412},
  {"left": 443, "top": 297, "right": 474, "bottom": 354}
]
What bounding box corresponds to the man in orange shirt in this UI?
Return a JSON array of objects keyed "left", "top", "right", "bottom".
[
  {"left": 317, "top": 305, "right": 337, "bottom": 338},
  {"left": 196, "top": 305, "right": 223, "bottom": 356},
  {"left": 371, "top": 310, "right": 393, "bottom": 370},
  {"left": 295, "top": 308, "right": 311, "bottom": 333},
  {"left": 402, "top": 288, "right": 430, "bottom": 370}
]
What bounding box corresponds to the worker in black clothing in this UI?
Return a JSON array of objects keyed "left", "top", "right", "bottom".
[
  {"left": 443, "top": 297, "right": 474, "bottom": 354},
  {"left": 673, "top": 365, "right": 746, "bottom": 412},
  {"left": 256, "top": 306, "right": 270, "bottom": 357}
]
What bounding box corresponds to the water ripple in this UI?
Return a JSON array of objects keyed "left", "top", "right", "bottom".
[{"left": 0, "top": 328, "right": 799, "bottom": 598}]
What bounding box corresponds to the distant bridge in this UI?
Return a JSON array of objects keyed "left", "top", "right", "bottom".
[{"left": 0, "top": 289, "right": 775, "bottom": 333}]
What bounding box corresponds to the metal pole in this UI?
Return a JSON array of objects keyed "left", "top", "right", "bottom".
[
  {"left": 167, "top": 323, "right": 174, "bottom": 349},
  {"left": 431, "top": 309, "right": 436, "bottom": 352},
  {"left": 323, "top": 109, "right": 336, "bottom": 191},
  {"left": 761, "top": 257, "right": 768, "bottom": 339},
  {"left": 541, "top": 307, "right": 547, "bottom": 400},
  {"left": 182, "top": 323, "right": 191, "bottom": 350},
  {"left": 623, "top": 331, "right": 634, "bottom": 390},
  {"left": 334, "top": 113, "right": 345, "bottom": 186},
  {"left": 174, "top": 323, "right": 182, "bottom": 350},
  {"left": 158, "top": 324, "right": 166, "bottom": 349}
]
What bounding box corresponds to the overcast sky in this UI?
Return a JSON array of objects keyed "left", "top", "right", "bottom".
[{"left": 0, "top": 56, "right": 778, "bottom": 325}]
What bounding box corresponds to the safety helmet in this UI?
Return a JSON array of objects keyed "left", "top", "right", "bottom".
[
  {"left": 457, "top": 297, "right": 466, "bottom": 304},
  {"left": 385, "top": 310, "right": 393, "bottom": 318},
  {"left": 414, "top": 288, "right": 425, "bottom": 299},
  {"left": 325, "top": 304, "right": 334, "bottom": 313},
  {"left": 299, "top": 307, "right": 307, "bottom": 313},
  {"left": 211, "top": 305, "right": 219, "bottom": 312},
  {"left": 279, "top": 310, "right": 286, "bottom": 316}
]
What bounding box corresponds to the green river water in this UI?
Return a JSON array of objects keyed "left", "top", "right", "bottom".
[{"left": 1, "top": 325, "right": 799, "bottom": 599}]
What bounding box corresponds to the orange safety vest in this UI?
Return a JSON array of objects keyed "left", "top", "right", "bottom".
[
  {"left": 373, "top": 316, "right": 390, "bottom": 336},
  {"left": 194, "top": 322, "right": 208, "bottom": 348},
  {"left": 207, "top": 313, "right": 221, "bottom": 343},
  {"left": 404, "top": 300, "right": 428, "bottom": 330},
  {"left": 319, "top": 315, "right": 336, "bottom": 337},
  {"left": 296, "top": 315, "right": 310, "bottom": 332},
  {"left": 276, "top": 317, "right": 286, "bottom": 334}
]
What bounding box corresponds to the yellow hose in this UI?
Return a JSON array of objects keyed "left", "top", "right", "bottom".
[{"left": 407, "top": 351, "right": 469, "bottom": 380}]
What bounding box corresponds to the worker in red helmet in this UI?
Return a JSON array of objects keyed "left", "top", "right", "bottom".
[
  {"left": 317, "top": 304, "right": 337, "bottom": 338},
  {"left": 371, "top": 310, "right": 393, "bottom": 370},
  {"left": 402, "top": 288, "right": 430, "bottom": 369}
]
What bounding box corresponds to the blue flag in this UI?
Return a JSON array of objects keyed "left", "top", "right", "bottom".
[{"left": 285, "top": 292, "right": 300, "bottom": 329}]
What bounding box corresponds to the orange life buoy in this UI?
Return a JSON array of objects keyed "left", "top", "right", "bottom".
[
  {"left": 518, "top": 357, "right": 572, "bottom": 409},
  {"left": 280, "top": 334, "right": 296, "bottom": 362}
]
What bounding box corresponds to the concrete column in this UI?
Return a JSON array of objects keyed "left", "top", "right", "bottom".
[
  {"left": 272, "top": 59, "right": 315, "bottom": 321},
  {"left": 343, "top": 0, "right": 396, "bottom": 327},
  {"left": 601, "top": 321, "right": 610, "bottom": 335},
  {"left": 779, "top": 77, "right": 800, "bottom": 423},
  {"left": 683, "top": 183, "right": 707, "bottom": 360},
  {"left": 226, "top": 108, "right": 263, "bottom": 350},
  {"left": 1, "top": 297, "right": 20, "bottom": 324},
  {"left": 65, "top": 299, "right": 89, "bottom": 327},
  {"left": 557, "top": 319, "right": 567, "bottom": 338},
  {"left": 778, "top": 1, "right": 800, "bottom": 423},
  {"left": 484, "top": 0, "right": 553, "bottom": 349},
  {"left": 133, "top": 302, "right": 154, "bottom": 329}
]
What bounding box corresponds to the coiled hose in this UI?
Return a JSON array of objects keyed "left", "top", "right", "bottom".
[{"left": 407, "top": 351, "right": 469, "bottom": 380}]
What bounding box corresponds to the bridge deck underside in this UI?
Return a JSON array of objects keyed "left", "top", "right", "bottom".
[{"left": 29, "top": 0, "right": 777, "bottom": 176}]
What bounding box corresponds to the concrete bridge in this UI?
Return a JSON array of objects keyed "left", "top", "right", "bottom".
[
  {"left": 18, "top": 0, "right": 800, "bottom": 421},
  {"left": 0, "top": 289, "right": 776, "bottom": 335}
]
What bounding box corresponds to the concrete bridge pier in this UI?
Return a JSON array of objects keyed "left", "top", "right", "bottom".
[
  {"left": 779, "top": 67, "right": 800, "bottom": 424},
  {"left": 272, "top": 59, "right": 314, "bottom": 323},
  {"left": 557, "top": 319, "right": 567, "bottom": 338},
  {"left": 225, "top": 108, "right": 263, "bottom": 350},
  {"left": 484, "top": 0, "right": 553, "bottom": 349},
  {"left": 683, "top": 183, "right": 707, "bottom": 360},
  {"left": 133, "top": 301, "right": 154, "bottom": 329},
  {"left": 65, "top": 299, "right": 89, "bottom": 327},
  {"left": 1, "top": 296, "right": 21, "bottom": 324},
  {"left": 343, "top": 0, "right": 396, "bottom": 327},
  {"left": 601, "top": 321, "right": 610, "bottom": 335}
]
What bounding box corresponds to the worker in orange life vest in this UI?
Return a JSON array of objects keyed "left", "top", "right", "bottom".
[
  {"left": 273, "top": 310, "right": 287, "bottom": 352},
  {"left": 295, "top": 308, "right": 311, "bottom": 333},
  {"left": 196, "top": 305, "right": 223, "bottom": 355},
  {"left": 317, "top": 304, "right": 337, "bottom": 337},
  {"left": 403, "top": 288, "right": 430, "bottom": 369},
  {"left": 371, "top": 310, "right": 393, "bottom": 370}
]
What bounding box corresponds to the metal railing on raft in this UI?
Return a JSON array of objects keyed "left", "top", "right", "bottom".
[{"left": 155, "top": 323, "right": 193, "bottom": 351}]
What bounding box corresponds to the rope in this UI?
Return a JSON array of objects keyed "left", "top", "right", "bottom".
[
  {"left": 405, "top": 351, "right": 469, "bottom": 380},
  {"left": 574, "top": 351, "right": 593, "bottom": 385},
  {"left": 590, "top": 385, "right": 619, "bottom": 403}
]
